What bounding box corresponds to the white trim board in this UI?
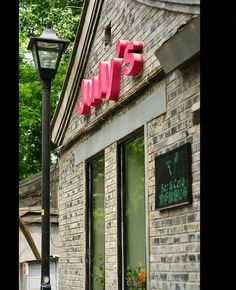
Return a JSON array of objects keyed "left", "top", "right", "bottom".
[{"left": 74, "top": 81, "right": 166, "bottom": 164}]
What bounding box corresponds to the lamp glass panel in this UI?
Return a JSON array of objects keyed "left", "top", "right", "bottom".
[
  {"left": 31, "top": 44, "right": 39, "bottom": 69},
  {"left": 37, "top": 42, "right": 63, "bottom": 69}
]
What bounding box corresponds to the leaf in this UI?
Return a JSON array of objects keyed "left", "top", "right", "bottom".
[{"left": 19, "top": 0, "right": 84, "bottom": 180}]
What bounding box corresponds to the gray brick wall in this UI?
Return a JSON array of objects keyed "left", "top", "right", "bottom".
[
  {"left": 63, "top": 0, "right": 194, "bottom": 143},
  {"left": 57, "top": 58, "right": 200, "bottom": 289},
  {"left": 104, "top": 143, "right": 118, "bottom": 289},
  {"left": 19, "top": 163, "right": 59, "bottom": 209},
  {"left": 148, "top": 58, "right": 200, "bottom": 289},
  {"left": 58, "top": 151, "right": 86, "bottom": 289},
  {"left": 56, "top": 0, "right": 200, "bottom": 289}
]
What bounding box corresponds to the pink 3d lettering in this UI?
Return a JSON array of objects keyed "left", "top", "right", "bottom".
[
  {"left": 106, "top": 58, "right": 123, "bottom": 101},
  {"left": 77, "top": 79, "right": 91, "bottom": 115},
  {"left": 116, "top": 39, "right": 128, "bottom": 58},
  {"left": 77, "top": 39, "right": 144, "bottom": 115},
  {"left": 123, "top": 41, "right": 144, "bottom": 76},
  {"left": 98, "top": 61, "right": 110, "bottom": 99},
  {"left": 91, "top": 76, "right": 102, "bottom": 106}
]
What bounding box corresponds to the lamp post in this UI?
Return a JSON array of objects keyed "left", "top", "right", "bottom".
[{"left": 27, "top": 23, "right": 69, "bottom": 290}]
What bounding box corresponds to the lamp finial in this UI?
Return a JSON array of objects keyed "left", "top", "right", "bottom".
[{"left": 46, "top": 22, "right": 52, "bottom": 29}]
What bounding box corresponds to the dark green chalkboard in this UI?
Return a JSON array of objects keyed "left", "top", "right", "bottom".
[{"left": 155, "top": 143, "right": 192, "bottom": 210}]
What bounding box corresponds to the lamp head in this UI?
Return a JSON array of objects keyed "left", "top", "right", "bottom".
[{"left": 27, "top": 22, "right": 70, "bottom": 80}]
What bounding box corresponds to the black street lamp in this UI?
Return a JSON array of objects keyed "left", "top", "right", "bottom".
[{"left": 27, "top": 23, "right": 69, "bottom": 290}]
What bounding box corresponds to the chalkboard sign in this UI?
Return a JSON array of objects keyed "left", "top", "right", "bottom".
[{"left": 155, "top": 143, "right": 192, "bottom": 210}]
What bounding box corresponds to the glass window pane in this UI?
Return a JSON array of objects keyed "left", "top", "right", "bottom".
[
  {"left": 125, "top": 135, "right": 146, "bottom": 289},
  {"left": 91, "top": 157, "right": 105, "bottom": 290}
]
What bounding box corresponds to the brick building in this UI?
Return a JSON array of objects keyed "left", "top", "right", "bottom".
[{"left": 51, "top": 0, "right": 200, "bottom": 289}]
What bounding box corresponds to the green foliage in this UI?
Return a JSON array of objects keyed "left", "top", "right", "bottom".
[
  {"left": 19, "top": 0, "right": 83, "bottom": 180},
  {"left": 126, "top": 265, "right": 146, "bottom": 289},
  {"left": 127, "top": 265, "right": 138, "bottom": 289},
  {"left": 91, "top": 254, "right": 105, "bottom": 289}
]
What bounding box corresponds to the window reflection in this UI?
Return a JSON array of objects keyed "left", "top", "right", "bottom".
[
  {"left": 124, "top": 135, "right": 146, "bottom": 289},
  {"left": 91, "top": 157, "right": 105, "bottom": 290}
]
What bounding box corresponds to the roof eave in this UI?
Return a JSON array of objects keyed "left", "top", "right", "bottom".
[{"left": 51, "top": 0, "right": 104, "bottom": 145}]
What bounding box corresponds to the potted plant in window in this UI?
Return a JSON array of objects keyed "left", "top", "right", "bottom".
[{"left": 126, "top": 265, "right": 146, "bottom": 289}]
